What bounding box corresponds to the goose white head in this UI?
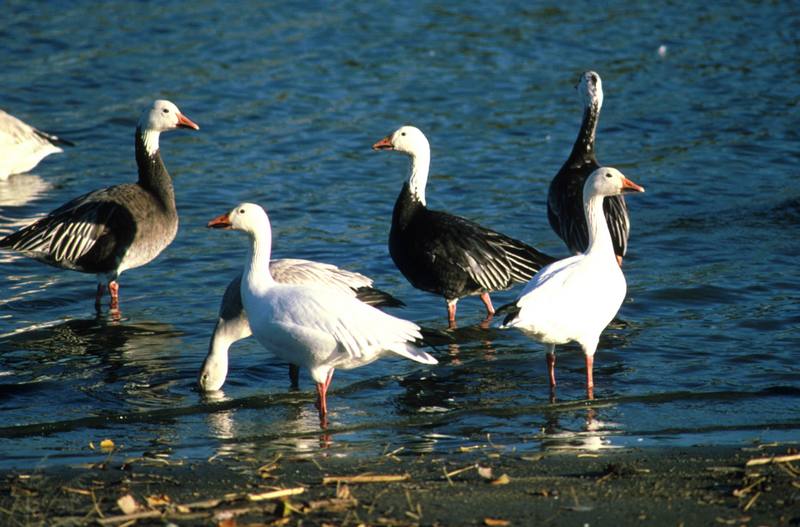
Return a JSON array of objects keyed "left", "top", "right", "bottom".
[
  {"left": 578, "top": 71, "right": 603, "bottom": 112},
  {"left": 372, "top": 125, "right": 431, "bottom": 205},
  {"left": 207, "top": 202, "right": 270, "bottom": 235},
  {"left": 584, "top": 167, "right": 645, "bottom": 200},
  {"left": 198, "top": 347, "right": 227, "bottom": 391},
  {"left": 138, "top": 99, "right": 199, "bottom": 156},
  {"left": 372, "top": 125, "right": 430, "bottom": 156}
]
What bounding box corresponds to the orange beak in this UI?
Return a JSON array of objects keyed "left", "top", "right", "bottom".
[
  {"left": 176, "top": 112, "right": 200, "bottom": 130},
  {"left": 621, "top": 177, "right": 645, "bottom": 194},
  {"left": 207, "top": 212, "right": 232, "bottom": 229},
  {"left": 372, "top": 136, "right": 393, "bottom": 150}
]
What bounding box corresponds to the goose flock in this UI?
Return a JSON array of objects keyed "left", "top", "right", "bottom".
[{"left": 0, "top": 71, "right": 645, "bottom": 425}]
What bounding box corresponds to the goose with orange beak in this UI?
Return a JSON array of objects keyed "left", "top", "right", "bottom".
[{"left": 501, "top": 167, "right": 645, "bottom": 401}]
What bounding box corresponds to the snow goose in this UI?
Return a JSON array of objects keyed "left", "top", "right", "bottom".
[
  {"left": 0, "top": 109, "right": 74, "bottom": 180},
  {"left": 501, "top": 167, "right": 644, "bottom": 400},
  {"left": 547, "top": 71, "right": 631, "bottom": 266},
  {"left": 199, "top": 259, "right": 404, "bottom": 392},
  {"left": 0, "top": 100, "right": 198, "bottom": 310},
  {"left": 373, "top": 125, "right": 556, "bottom": 328},
  {"left": 207, "top": 203, "right": 437, "bottom": 425}
]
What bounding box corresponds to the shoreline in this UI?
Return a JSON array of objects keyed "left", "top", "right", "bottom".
[{"left": 2, "top": 443, "right": 798, "bottom": 526}]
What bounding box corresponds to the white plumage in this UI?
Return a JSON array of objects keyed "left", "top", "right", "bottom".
[
  {"left": 502, "top": 167, "right": 645, "bottom": 400},
  {"left": 0, "top": 109, "right": 72, "bottom": 180},
  {"left": 207, "top": 202, "right": 436, "bottom": 425},
  {"left": 198, "top": 259, "right": 403, "bottom": 392}
]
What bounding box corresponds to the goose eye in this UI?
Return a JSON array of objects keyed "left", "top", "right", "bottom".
[
  {"left": 239, "top": 208, "right": 245, "bottom": 214},
  {"left": 605, "top": 173, "right": 612, "bottom": 178},
  {"left": 401, "top": 132, "right": 406, "bottom": 136},
  {"left": 162, "top": 108, "right": 170, "bottom": 114}
]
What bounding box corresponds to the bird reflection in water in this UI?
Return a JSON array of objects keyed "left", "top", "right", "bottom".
[
  {"left": 538, "top": 404, "right": 620, "bottom": 452},
  {"left": 200, "top": 387, "right": 334, "bottom": 462},
  {"left": 0, "top": 173, "right": 51, "bottom": 212}
]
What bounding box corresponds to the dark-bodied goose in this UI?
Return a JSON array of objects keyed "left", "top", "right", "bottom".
[
  {"left": 0, "top": 109, "right": 74, "bottom": 179},
  {"left": 373, "top": 125, "right": 555, "bottom": 328},
  {"left": 0, "top": 100, "right": 198, "bottom": 310},
  {"left": 502, "top": 167, "right": 644, "bottom": 400},
  {"left": 547, "top": 71, "right": 630, "bottom": 266},
  {"left": 207, "top": 203, "right": 436, "bottom": 426},
  {"left": 199, "top": 258, "right": 404, "bottom": 392}
]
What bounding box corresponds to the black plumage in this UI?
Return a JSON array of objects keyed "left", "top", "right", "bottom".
[
  {"left": 547, "top": 71, "right": 630, "bottom": 262},
  {"left": 391, "top": 183, "right": 553, "bottom": 302},
  {"left": 375, "top": 125, "right": 555, "bottom": 326}
]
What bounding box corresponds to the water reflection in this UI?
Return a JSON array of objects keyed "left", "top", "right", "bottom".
[
  {"left": 200, "top": 387, "right": 331, "bottom": 461},
  {"left": 538, "top": 404, "right": 621, "bottom": 452},
  {"left": 0, "top": 315, "right": 184, "bottom": 411},
  {"left": 0, "top": 173, "right": 51, "bottom": 210}
]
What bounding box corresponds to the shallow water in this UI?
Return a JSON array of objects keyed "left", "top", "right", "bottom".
[{"left": 1, "top": 1, "right": 798, "bottom": 469}]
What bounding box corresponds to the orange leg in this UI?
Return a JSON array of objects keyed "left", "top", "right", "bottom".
[
  {"left": 108, "top": 281, "right": 120, "bottom": 311},
  {"left": 585, "top": 354, "right": 594, "bottom": 400},
  {"left": 479, "top": 292, "right": 495, "bottom": 317},
  {"left": 315, "top": 369, "right": 335, "bottom": 427},
  {"left": 546, "top": 350, "right": 556, "bottom": 402},
  {"left": 447, "top": 300, "right": 458, "bottom": 329},
  {"left": 616, "top": 255, "right": 623, "bottom": 267}
]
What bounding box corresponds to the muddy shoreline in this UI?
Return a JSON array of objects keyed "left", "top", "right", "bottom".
[{"left": 2, "top": 443, "right": 798, "bottom": 526}]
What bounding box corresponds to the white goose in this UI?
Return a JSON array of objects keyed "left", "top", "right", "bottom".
[
  {"left": 198, "top": 259, "right": 404, "bottom": 392},
  {"left": 0, "top": 109, "right": 74, "bottom": 180},
  {"left": 207, "top": 203, "right": 437, "bottom": 425},
  {"left": 500, "top": 167, "right": 644, "bottom": 400}
]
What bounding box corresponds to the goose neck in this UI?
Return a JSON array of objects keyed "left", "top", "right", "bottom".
[
  {"left": 407, "top": 150, "right": 430, "bottom": 206},
  {"left": 135, "top": 127, "right": 176, "bottom": 211},
  {"left": 583, "top": 194, "right": 614, "bottom": 258},
  {"left": 243, "top": 228, "right": 276, "bottom": 293},
  {"left": 571, "top": 102, "right": 600, "bottom": 162}
]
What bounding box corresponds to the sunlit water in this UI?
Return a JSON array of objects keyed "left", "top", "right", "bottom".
[{"left": 1, "top": 1, "right": 798, "bottom": 469}]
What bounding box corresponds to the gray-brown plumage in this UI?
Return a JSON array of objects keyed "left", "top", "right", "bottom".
[{"left": 0, "top": 99, "right": 198, "bottom": 309}]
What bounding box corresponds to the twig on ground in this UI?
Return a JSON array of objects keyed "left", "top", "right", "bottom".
[
  {"left": 745, "top": 453, "right": 800, "bottom": 467},
  {"left": 322, "top": 473, "right": 410, "bottom": 485},
  {"left": 248, "top": 487, "right": 305, "bottom": 501}
]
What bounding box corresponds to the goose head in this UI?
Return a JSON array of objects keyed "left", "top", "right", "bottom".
[
  {"left": 198, "top": 352, "right": 227, "bottom": 392},
  {"left": 577, "top": 71, "right": 603, "bottom": 111},
  {"left": 138, "top": 100, "right": 199, "bottom": 157},
  {"left": 139, "top": 99, "right": 199, "bottom": 133},
  {"left": 207, "top": 202, "right": 270, "bottom": 235},
  {"left": 585, "top": 167, "right": 645, "bottom": 199},
  {"left": 372, "top": 125, "right": 430, "bottom": 158}
]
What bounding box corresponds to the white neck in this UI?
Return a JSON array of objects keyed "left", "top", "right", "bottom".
[
  {"left": 242, "top": 225, "right": 276, "bottom": 295},
  {"left": 142, "top": 128, "right": 161, "bottom": 157},
  {"left": 407, "top": 149, "right": 430, "bottom": 206},
  {"left": 583, "top": 194, "right": 615, "bottom": 259}
]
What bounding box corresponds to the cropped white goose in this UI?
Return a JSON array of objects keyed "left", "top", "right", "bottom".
[
  {"left": 373, "top": 125, "right": 555, "bottom": 327},
  {"left": 0, "top": 108, "right": 74, "bottom": 180},
  {"left": 547, "top": 71, "right": 631, "bottom": 266},
  {"left": 207, "top": 203, "right": 437, "bottom": 425},
  {"left": 501, "top": 167, "right": 644, "bottom": 400},
  {"left": 0, "top": 100, "right": 198, "bottom": 310},
  {"left": 198, "top": 259, "right": 404, "bottom": 392}
]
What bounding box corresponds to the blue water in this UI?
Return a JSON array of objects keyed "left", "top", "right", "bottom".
[{"left": 1, "top": 1, "right": 798, "bottom": 469}]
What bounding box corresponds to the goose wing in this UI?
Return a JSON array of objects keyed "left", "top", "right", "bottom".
[
  {"left": 0, "top": 188, "right": 130, "bottom": 271},
  {"left": 424, "top": 210, "right": 553, "bottom": 291}
]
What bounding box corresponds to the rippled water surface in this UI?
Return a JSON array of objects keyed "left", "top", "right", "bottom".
[{"left": 1, "top": 1, "right": 798, "bottom": 469}]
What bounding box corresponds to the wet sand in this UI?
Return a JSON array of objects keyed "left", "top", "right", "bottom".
[{"left": 2, "top": 443, "right": 798, "bottom": 526}]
